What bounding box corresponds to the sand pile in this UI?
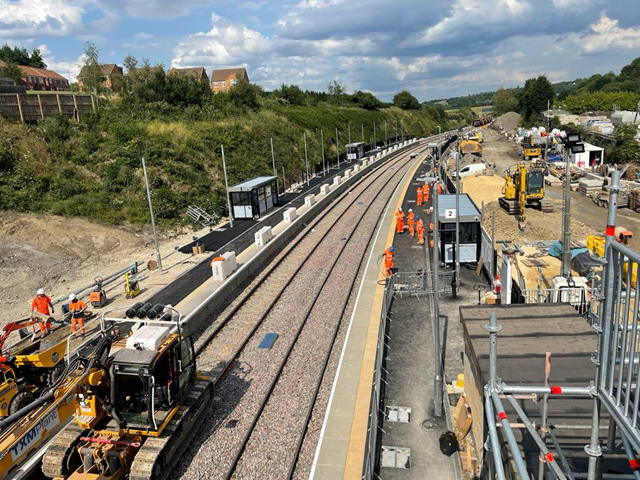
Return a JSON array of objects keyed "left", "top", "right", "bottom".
[
  {"left": 482, "top": 201, "right": 592, "bottom": 244},
  {"left": 461, "top": 175, "right": 505, "bottom": 208}
]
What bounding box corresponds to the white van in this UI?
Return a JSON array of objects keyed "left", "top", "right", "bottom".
[{"left": 452, "top": 163, "right": 486, "bottom": 179}]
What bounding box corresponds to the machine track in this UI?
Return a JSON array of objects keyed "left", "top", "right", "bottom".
[
  {"left": 42, "top": 423, "right": 86, "bottom": 478},
  {"left": 127, "top": 379, "right": 212, "bottom": 480}
]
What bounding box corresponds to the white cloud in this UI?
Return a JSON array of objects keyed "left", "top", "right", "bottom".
[
  {"left": 578, "top": 15, "right": 640, "bottom": 52},
  {"left": 0, "top": 0, "right": 84, "bottom": 39},
  {"left": 38, "top": 44, "right": 83, "bottom": 82}
]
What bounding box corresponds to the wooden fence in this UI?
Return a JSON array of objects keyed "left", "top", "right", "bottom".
[{"left": 0, "top": 93, "right": 94, "bottom": 123}]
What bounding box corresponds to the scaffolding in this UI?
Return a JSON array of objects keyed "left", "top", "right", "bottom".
[{"left": 482, "top": 170, "right": 640, "bottom": 479}]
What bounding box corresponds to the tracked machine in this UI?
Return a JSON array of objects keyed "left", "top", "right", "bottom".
[
  {"left": 0, "top": 305, "right": 211, "bottom": 480},
  {"left": 0, "top": 319, "right": 67, "bottom": 416},
  {"left": 500, "top": 163, "right": 554, "bottom": 230}
]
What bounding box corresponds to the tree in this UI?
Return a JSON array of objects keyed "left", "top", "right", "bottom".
[
  {"left": 229, "top": 78, "right": 262, "bottom": 109},
  {"left": 519, "top": 75, "right": 554, "bottom": 123},
  {"left": 612, "top": 124, "right": 640, "bottom": 164},
  {"left": 79, "top": 42, "right": 103, "bottom": 93},
  {"left": 123, "top": 54, "right": 138, "bottom": 72},
  {"left": 0, "top": 44, "right": 30, "bottom": 65},
  {"left": 327, "top": 80, "right": 345, "bottom": 96},
  {"left": 327, "top": 80, "right": 346, "bottom": 104},
  {"left": 279, "top": 84, "right": 306, "bottom": 105},
  {"left": 393, "top": 90, "right": 420, "bottom": 110},
  {"left": 28, "top": 48, "right": 46, "bottom": 68},
  {"left": 351, "top": 90, "right": 381, "bottom": 110},
  {"left": 2, "top": 62, "right": 24, "bottom": 85},
  {"left": 492, "top": 88, "right": 518, "bottom": 115}
]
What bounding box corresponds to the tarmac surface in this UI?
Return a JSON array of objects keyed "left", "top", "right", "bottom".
[{"left": 376, "top": 154, "right": 488, "bottom": 479}]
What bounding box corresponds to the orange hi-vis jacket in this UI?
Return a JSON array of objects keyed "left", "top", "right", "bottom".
[{"left": 31, "top": 295, "right": 52, "bottom": 316}]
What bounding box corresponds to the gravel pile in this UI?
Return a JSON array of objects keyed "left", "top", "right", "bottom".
[
  {"left": 171, "top": 148, "right": 420, "bottom": 479},
  {"left": 491, "top": 112, "right": 521, "bottom": 133}
]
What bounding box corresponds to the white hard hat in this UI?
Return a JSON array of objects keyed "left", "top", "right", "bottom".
[
  {"left": 37, "top": 288, "right": 45, "bottom": 295},
  {"left": 409, "top": 209, "right": 413, "bottom": 212},
  {"left": 69, "top": 293, "right": 77, "bottom": 301}
]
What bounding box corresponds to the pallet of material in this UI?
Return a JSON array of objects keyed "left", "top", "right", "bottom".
[{"left": 577, "top": 178, "right": 603, "bottom": 196}]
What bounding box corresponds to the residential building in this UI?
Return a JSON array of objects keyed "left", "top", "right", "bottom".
[
  {"left": 0, "top": 61, "right": 70, "bottom": 91},
  {"left": 210, "top": 67, "right": 249, "bottom": 93},
  {"left": 167, "top": 67, "right": 209, "bottom": 83},
  {"left": 77, "top": 63, "right": 123, "bottom": 90}
]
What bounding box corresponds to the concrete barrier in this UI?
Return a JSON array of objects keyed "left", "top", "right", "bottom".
[
  {"left": 211, "top": 252, "right": 237, "bottom": 281},
  {"left": 320, "top": 184, "right": 331, "bottom": 195},
  {"left": 283, "top": 207, "right": 297, "bottom": 223},
  {"left": 304, "top": 194, "right": 316, "bottom": 208},
  {"left": 353, "top": 164, "right": 360, "bottom": 173},
  {"left": 254, "top": 226, "right": 273, "bottom": 246},
  {"left": 333, "top": 176, "right": 341, "bottom": 186}
]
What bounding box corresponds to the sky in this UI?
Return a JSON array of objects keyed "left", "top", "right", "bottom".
[{"left": 2, "top": 0, "right": 640, "bottom": 101}]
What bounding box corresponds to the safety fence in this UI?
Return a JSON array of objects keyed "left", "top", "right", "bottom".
[
  {"left": 392, "top": 270, "right": 453, "bottom": 299},
  {"left": 362, "top": 274, "right": 395, "bottom": 480},
  {"left": 599, "top": 240, "right": 640, "bottom": 453},
  {"left": 520, "top": 285, "right": 593, "bottom": 312}
]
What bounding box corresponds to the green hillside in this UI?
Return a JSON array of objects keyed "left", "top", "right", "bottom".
[{"left": 0, "top": 81, "right": 452, "bottom": 228}]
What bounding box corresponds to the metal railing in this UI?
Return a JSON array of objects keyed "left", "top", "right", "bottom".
[
  {"left": 391, "top": 270, "right": 453, "bottom": 299},
  {"left": 599, "top": 240, "right": 640, "bottom": 453},
  {"left": 363, "top": 274, "right": 395, "bottom": 480},
  {"left": 520, "top": 285, "right": 593, "bottom": 311}
]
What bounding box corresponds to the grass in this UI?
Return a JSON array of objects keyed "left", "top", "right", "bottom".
[{"left": 0, "top": 100, "right": 455, "bottom": 229}]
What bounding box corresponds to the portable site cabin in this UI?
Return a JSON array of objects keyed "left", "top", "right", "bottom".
[
  {"left": 437, "top": 194, "right": 482, "bottom": 264},
  {"left": 228, "top": 176, "right": 279, "bottom": 220},
  {"left": 570, "top": 142, "right": 604, "bottom": 169},
  {"left": 346, "top": 142, "right": 366, "bottom": 161}
]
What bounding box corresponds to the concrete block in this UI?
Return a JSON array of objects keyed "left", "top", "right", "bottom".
[
  {"left": 343, "top": 169, "right": 352, "bottom": 178},
  {"left": 353, "top": 164, "right": 360, "bottom": 172},
  {"left": 211, "top": 251, "right": 237, "bottom": 281},
  {"left": 305, "top": 194, "right": 316, "bottom": 208},
  {"left": 255, "top": 226, "right": 273, "bottom": 247},
  {"left": 283, "top": 207, "right": 297, "bottom": 223},
  {"left": 333, "top": 176, "right": 341, "bottom": 186},
  {"left": 320, "top": 184, "right": 331, "bottom": 195}
]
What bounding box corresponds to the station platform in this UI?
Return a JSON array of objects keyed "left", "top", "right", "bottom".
[
  {"left": 154, "top": 154, "right": 396, "bottom": 308},
  {"left": 311, "top": 149, "right": 491, "bottom": 479}
]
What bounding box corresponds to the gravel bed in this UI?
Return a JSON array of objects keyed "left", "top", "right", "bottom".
[
  {"left": 292, "top": 243, "right": 371, "bottom": 480},
  {"left": 171, "top": 150, "right": 419, "bottom": 480},
  {"left": 232, "top": 165, "right": 399, "bottom": 478}
]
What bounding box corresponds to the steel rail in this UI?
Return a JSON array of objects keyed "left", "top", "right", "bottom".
[{"left": 221, "top": 143, "right": 422, "bottom": 480}]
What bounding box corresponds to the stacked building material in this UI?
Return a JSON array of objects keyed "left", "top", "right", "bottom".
[{"left": 578, "top": 178, "right": 603, "bottom": 196}]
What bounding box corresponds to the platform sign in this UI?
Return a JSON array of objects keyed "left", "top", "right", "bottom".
[{"left": 445, "top": 209, "right": 456, "bottom": 219}]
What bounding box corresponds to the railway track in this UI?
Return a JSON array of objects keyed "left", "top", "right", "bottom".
[{"left": 173, "top": 143, "right": 425, "bottom": 479}]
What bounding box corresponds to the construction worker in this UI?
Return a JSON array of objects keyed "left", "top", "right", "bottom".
[
  {"left": 395, "top": 207, "right": 405, "bottom": 234},
  {"left": 416, "top": 186, "right": 423, "bottom": 206},
  {"left": 30, "top": 288, "right": 53, "bottom": 337},
  {"left": 382, "top": 245, "right": 395, "bottom": 277},
  {"left": 424, "top": 183, "right": 430, "bottom": 203},
  {"left": 68, "top": 293, "right": 87, "bottom": 336},
  {"left": 407, "top": 209, "right": 415, "bottom": 237},
  {"left": 437, "top": 182, "right": 443, "bottom": 195},
  {"left": 416, "top": 217, "right": 425, "bottom": 245}
]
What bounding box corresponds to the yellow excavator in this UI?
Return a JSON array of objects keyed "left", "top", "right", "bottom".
[
  {"left": 0, "top": 306, "right": 211, "bottom": 480},
  {"left": 500, "top": 164, "right": 554, "bottom": 230}
]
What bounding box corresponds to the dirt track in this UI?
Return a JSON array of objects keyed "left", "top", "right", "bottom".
[{"left": 477, "top": 128, "right": 640, "bottom": 247}]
